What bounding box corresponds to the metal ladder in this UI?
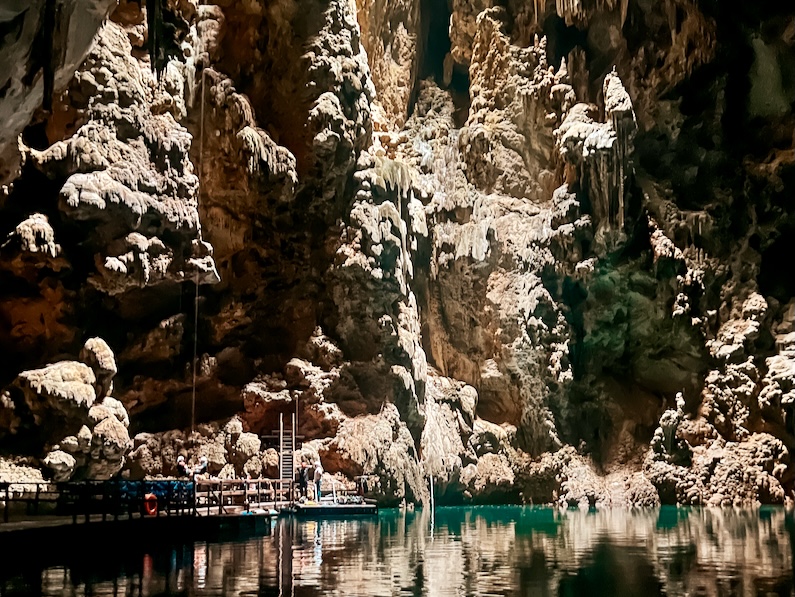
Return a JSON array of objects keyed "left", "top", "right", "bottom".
[{"left": 279, "top": 413, "right": 296, "bottom": 499}]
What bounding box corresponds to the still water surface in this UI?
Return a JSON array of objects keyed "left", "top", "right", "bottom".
[{"left": 2, "top": 507, "right": 793, "bottom": 596}]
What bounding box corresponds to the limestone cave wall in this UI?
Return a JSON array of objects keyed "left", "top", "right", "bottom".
[{"left": 0, "top": 0, "right": 793, "bottom": 506}]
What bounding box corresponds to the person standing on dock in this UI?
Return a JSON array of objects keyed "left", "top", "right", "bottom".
[
  {"left": 176, "top": 455, "right": 190, "bottom": 477},
  {"left": 313, "top": 460, "right": 323, "bottom": 501},
  {"left": 297, "top": 462, "right": 309, "bottom": 499}
]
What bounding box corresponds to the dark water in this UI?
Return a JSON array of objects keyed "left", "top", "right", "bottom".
[{"left": 1, "top": 507, "right": 794, "bottom": 596}]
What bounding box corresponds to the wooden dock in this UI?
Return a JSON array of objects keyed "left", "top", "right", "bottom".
[
  {"left": 1, "top": 475, "right": 376, "bottom": 537},
  {"left": 0, "top": 478, "right": 289, "bottom": 534},
  {"left": 194, "top": 477, "right": 294, "bottom": 516}
]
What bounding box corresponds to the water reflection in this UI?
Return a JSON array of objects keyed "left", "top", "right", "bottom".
[{"left": 0, "top": 507, "right": 792, "bottom": 596}]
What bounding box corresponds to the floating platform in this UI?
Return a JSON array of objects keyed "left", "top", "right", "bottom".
[
  {"left": 193, "top": 509, "right": 276, "bottom": 536},
  {"left": 282, "top": 501, "right": 378, "bottom": 517}
]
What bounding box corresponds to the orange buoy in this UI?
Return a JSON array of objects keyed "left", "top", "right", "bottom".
[{"left": 143, "top": 493, "right": 158, "bottom": 516}]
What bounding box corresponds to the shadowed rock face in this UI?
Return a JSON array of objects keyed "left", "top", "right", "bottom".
[
  {"left": 0, "top": 0, "right": 794, "bottom": 505},
  {"left": 0, "top": 0, "right": 117, "bottom": 185}
]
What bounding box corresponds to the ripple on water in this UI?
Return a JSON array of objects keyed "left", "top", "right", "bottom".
[{"left": 0, "top": 506, "right": 792, "bottom": 596}]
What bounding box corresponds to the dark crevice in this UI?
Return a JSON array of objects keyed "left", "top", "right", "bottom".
[
  {"left": 145, "top": 0, "right": 163, "bottom": 73},
  {"left": 543, "top": 14, "right": 588, "bottom": 70},
  {"left": 411, "top": 0, "right": 471, "bottom": 119},
  {"left": 0, "top": 7, "right": 28, "bottom": 42},
  {"left": 759, "top": 226, "right": 795, "bottom": 303},
  {"left": 20, "top": 120, "right": 50, "bottom": 151},
  {"left": 411, "top": 0, "right": 471, "bottom": 123},
  {"left": 143, "top": 0, "right": 187, "bottom": 75},
  {"left": 449, "top": 65, "right": 470, "bottom": 127},
  {"left": 41, "top": 0, "right": 58, "bottom": 112},
  {"left": 419, "top": 0, "right": 451, "bottom": 84}
]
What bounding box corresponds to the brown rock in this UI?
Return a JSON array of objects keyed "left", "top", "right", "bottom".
[
  {"left": 87, "top": 405, "right": 112, "bottom": 426},
  {"left": 229, "top": 433, "right": 261, "bottom": 469},
  {"left": 16, "top": 362, "right": 96, "bottom": 426},
  {"left": 319, "top": 404, "right": 428, "bottom": 506},
  {"left": 242, "top": 455, "right": 263, "bottom": 478},
  {"left": 200, "top": 441, "right": 227, "bottom": 476},
  {"left": 0, "top": 214, "right": 67, "bottom": 278},
  {"left": 87, "top": 416, "right": 131, "bottom": 480},
  {"left": 460, "top": 453, "right": 515, "bottom": 501},
  {"left": 80, "top": 337, "right": 117, "bottom": 398},
  {"left": 43, "top": 450, "right": 77, "bottom": 483},
  {"left": 100, "top": 397, "right": 130, "bottom": 428},
  {"left": 261, "top": 449, "right": 280, "bottom": 478}
]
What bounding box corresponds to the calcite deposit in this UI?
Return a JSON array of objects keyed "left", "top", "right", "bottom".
[
  {"left": 1, "top": 337, "right": 131, "bottom": 481},
  {"left": 0, "top": 0, "right": 793, "bottom": 505}
]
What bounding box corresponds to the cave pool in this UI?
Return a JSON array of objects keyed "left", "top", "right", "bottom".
[{"left": 1, "top": 506, "right": 793, "bottom": 596}]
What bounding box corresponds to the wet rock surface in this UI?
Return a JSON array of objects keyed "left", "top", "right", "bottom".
[{"left": 0, "top": 0, "right": 794, "bottom": 505}]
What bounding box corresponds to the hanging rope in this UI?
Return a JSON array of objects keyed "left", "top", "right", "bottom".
[
  {"left": 191, "top": 269, "right": 199, "bottom": 434},
  {"left": 191, "top": 68, "right": 207, "bottom": 434}
]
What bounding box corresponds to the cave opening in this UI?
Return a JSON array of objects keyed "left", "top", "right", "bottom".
[
  {"left": 418, "top": 0, "right": 451, "bottom": 86},
  {"left": 20, "top": 120, "right": 51, "bottom": 151},
  {"left": 560, "top": 276, "right": 588, "bottom": 378},
  {"left": 449, "top": 67, "right": 470, "bottom": 128},
  {"left": 542, "top": 14, "right": 588, "bottom": 70},
  {"left": 414, "top": 0, "right": 470, "bottom": 124}
]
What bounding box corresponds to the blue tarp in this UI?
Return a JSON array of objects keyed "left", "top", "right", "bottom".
[{"left": 115, "top": 480, "right": 194, "bottom": 504}]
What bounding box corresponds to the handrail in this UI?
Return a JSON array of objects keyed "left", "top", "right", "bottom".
[
  {"left": 1, "top": 476, "right": 297, "bottom": 524},
  {"left": 1, "top": 479, "right": 194, "bottom": 524}
]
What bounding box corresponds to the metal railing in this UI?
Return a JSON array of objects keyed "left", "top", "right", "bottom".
[
  {"left": 1, "top": 474, "right": 378, "bottom": 525},
  {"left": 0, "top": 479, "right": 195, "bottom": 524},
  {"left": 194, "top": 477, "right": 295, "bottom": 515}
]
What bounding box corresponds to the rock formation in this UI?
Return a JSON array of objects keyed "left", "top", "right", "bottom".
[
  {"left": 1, "top": 337, "right": 131, "bottom": 480},
  {"left": 0, "top": 0, "right": 118, "bottom": 185},
  {"left": 0, "top": 0, "right": 793, "bottom": 506}
]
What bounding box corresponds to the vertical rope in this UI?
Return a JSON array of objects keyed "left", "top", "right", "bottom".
[
  {"left": 191, "top": 69, "right": 206, "bottom": 435},
  {"left": 191, "top": 269, "right": 199, "bottom": 435}
]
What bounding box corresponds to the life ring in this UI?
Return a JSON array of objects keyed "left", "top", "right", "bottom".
[{"left": 143, "top": 493, "right": 158, "bottom": 516}]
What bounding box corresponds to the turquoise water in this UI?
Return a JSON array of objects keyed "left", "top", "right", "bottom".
[{"left": 2, "top": 507, "right": 793, "bottom": 596}]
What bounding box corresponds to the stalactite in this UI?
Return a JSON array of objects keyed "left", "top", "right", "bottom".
[
  {"left": 665, "top": 0, "right": 677, "bottom": 44},
  {"left": 603, "top": 70, "right": 636, "bottom": 231},
  {"left": 145, "top": 0, "right": 164, "bottom": 75},
  {"left": 556, "top": 0, "right": 585, "bottom": 26},
  {"left": 555, "top": 0, "right": 626, "bottom": 28},
  {"left": 620, "top": 0, "right": 629, "bottom": 27},
  {"left": 555, "top": 72, "right": 636, "bottom": 243}
]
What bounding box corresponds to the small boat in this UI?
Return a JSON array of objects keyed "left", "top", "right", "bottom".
[{"left": 282, "top": 498, "right": 378, "bottom": 517}]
